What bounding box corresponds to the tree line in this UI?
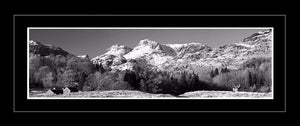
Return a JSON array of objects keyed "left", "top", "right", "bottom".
[{"left": 29, "top": 53, "right": 272, "bottom": 95}]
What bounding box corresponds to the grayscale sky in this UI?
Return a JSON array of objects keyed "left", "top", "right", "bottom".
[{"left": 29, "top": 28, "right": 266, "bottom": 58}]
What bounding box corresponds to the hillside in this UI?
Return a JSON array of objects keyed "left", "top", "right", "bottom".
[{"left": 29, "top": 40, "right": 69, "bottom": 57}]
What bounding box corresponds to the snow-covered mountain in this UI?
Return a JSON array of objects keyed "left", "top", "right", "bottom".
[
  {"left": 92, "top": 29, "right": 272, "bottom": 72},
  {"left": 123, "top": 39, "right": 176, "bottom": 66},
  {"left": 91, "top": 44, "right": 132, "bottom": 68},
  {"left": 169, "top": 29, "right": 272, "bottom": 71},
  {"left": 29, "top": 29, "right": 272, "bottom": 73},
  {"left": 103, "top": 44, "right": 133, "bottom": 56},
  {"left": 166, "top": 42, "right": 213, "bottom": 61}
]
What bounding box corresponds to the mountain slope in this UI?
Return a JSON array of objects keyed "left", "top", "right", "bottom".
[
  {"left": 123, "top": 39, "right": 177, "bottom": 66},
  {"left": 167, "top": 42, "right": 212, "bottom": 58},
  {"left": 29, "top": 40, "right": 69, "bottom": 57},
  {"left": 190, "top": 29, "right": 272, "bottom": 70},
  {"left": 91, "top": 29, "right": 272, "bottom": 72},
  {"left": 91, "top": 44, "right": 132, "bottom": 68}
]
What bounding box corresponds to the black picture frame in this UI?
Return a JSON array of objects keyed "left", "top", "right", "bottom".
[{"left": 13, "top": 14, "right": 286, "bottom": 113}]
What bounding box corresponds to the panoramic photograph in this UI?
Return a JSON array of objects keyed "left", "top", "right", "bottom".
[{"left": 28, "top": 28, "right": 273, "bottom": 99}]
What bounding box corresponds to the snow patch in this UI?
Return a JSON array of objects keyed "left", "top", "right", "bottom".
[
  {"left": 29, "top": 40, "right": 38, "bottom": 46},
  {"left": 77, "top": 55, "right": 89, "bottom": 58}
]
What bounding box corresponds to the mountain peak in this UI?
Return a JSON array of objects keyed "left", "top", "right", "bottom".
[
  {"left": 104, "top": 44, "right": 132, "bottom": 56},
  {"left": 242, "top": 29, "right": 272, "bottom": 43},
  {"left": 138, "top": 39, "right": 159, "bottom": 47},
  {"left": 92, "top": 44, "right": 132, "bottom": 66},
  {"left": 29, "top": 40, "right": 40, "bottom": 46},
  {"left": 29, "top": 40, "right": 69, "bottom": 57},
  {"left": 166, "top": 42, "right": 211, "bottom": 58}
]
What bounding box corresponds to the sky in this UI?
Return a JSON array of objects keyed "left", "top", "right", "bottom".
[{"left": 29, "top": 28, "right": 266, "bottom": 58}]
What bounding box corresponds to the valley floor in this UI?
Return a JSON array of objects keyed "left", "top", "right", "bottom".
[{"left": 29, "top": 90, "right": 272, "bottom": 99}]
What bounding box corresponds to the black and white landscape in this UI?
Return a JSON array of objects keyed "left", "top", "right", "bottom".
[{"left": 28, "top": 28, "right": 273, "bottom": 99}]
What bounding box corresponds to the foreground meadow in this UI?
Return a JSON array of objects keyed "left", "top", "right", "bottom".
[{"left": 29, "top": 90, "right": 272, "bottom": 99}]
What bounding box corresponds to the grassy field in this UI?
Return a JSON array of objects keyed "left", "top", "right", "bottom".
[{"left": 29, "top": 90, "right": 272, "bottom": 99}]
